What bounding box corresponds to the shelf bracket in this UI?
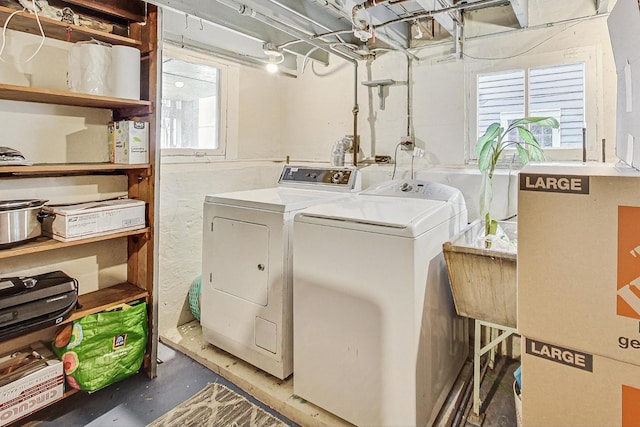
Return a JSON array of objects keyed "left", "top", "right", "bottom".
[{"left": 361, "top": 79, "right": 396, "bottom": 109}]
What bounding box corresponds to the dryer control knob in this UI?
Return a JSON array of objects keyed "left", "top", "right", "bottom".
[{"left": 331, "top": 171, "right": 344, "bottom": 183}]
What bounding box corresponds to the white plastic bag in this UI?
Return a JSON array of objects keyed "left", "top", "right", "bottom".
[{"left": 68, "top": 40, "right": 111, "bottom": 95}]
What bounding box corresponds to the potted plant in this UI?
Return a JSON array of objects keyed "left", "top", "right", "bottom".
[
  {"left": 476, "top": 117, "right": 560, "bottom": 238},
  {"left": 442, "top": 116, "right": 559, "bottom": 328}
]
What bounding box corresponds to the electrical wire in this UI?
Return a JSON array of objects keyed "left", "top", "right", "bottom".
[
  {"left": 0, "top": 0, "right": 46, "bottom": 64},
  {"left": 391, "top": 142, "right": 401, "bottom": 180},
  {"left": 301, "top": 46, "right": 320, "bottom": 74},
  {"left": 462, "top": 21, "right": 582, "bottom": 61}
]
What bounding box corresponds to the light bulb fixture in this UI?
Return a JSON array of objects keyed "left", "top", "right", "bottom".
[
  {"left": 262, "top": 42, "right": 284, "bottom": 73},
  {"left": 266, "top": 62, "right": 279, "bottom": 73},
  {"left": 174, "top": 81, "right": 185, "bottom": 88}
]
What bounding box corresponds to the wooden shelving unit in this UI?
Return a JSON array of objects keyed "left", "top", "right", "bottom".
[{"left": 0, "top": 0, "right": 159, "bottom": 420}]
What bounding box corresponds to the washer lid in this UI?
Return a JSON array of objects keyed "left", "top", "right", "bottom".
[
  {"left": 295, "top": 195, "right": 457, "bottom": 237},
  {"left": 204, "top": 188, "right": 351, "bottom": 212}
]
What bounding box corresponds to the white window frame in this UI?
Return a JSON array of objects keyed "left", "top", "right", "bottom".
[
  {"left": 467, "top": 46, "right": 602, "bottom": 163},
  {"left": 161, "top": 44, "right": 235, "bottom": 162}
]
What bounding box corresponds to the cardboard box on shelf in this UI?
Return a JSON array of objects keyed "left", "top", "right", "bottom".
[
  {"left": 521, "top": 336, "right": 640, "bottom": 427},
  {"left": 108, "top": 120, "right": 149, "bottom": 164},
  {"left": 0, "top": 342, "right": 64, "bottom": 427},
  {"left": 518, "top": 163, "right": 640, "bottom": 366},
  {"left": 41, "top": 199, "right": 146, "bottom": 242}
]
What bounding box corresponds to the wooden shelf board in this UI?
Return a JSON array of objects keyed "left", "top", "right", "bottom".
[
  {"left": 0, "top": 163, "right": 151, "bottom": 175},
  {"left": 0, "top": 83, "right": 151, "bottom": 111},
  {"left": 0, "top": 228, "right": 149, "bottom": 259},
  {"left": 0, "top": 5, "right": 141, "bottom": 46},
  {"left": 70, "top": 282, "right": 148, "bottom": 323}
]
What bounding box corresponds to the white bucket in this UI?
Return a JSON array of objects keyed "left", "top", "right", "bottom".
[{"left": 514, "top": 380, "right": 523, "bottom": 427}]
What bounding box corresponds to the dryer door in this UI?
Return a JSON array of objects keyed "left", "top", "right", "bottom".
[{"left": 210, "top": 217, "right": 269, "bottom": 306}]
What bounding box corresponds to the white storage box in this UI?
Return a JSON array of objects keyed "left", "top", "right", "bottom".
[
  {"left": 42, "top": 199, "right": 145, "bottom": 242},
  {"left": 108, "top": 120, "right": 149, "bottom": 164},
  {"left": 0, "top": 343, "right": 64, "bottom": 426}
]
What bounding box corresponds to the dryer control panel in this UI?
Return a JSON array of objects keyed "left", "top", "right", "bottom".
[{"left": 278, "top": 166, "right": 361, "bottom": 191}]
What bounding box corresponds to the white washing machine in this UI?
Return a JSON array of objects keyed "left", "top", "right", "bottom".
[
  {"left": 293, "top": 179, "right": 469, "bottom": 427},
  {"left": 201, "top": 165, "right": 360, "bottom": 380}
]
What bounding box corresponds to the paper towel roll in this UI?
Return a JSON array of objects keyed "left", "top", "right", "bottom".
[
  {"left": 67, "top": 42, "right": 111, "bottom": 96},
  {"left": 111, "top": 45, "right": 140, "bottom": 100}
]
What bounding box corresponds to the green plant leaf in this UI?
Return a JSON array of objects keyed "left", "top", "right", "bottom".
[
  {"left": 529, "top": 146, "right": 547, "bottom": 162},
  {"left": 515, "top": 144, "right": 530, "bottom": 165},
  {"left": 476, "top": 122, "right": 501, "bottom": 157},
  {"left": 478, "top": 140, "right": 496, "bottom": 173},
  {"left": 517, "top": 126, "right": 546, "bottom": 162},
  {"left": 516, "top": 117, "right": 560, "bottom": 128}
]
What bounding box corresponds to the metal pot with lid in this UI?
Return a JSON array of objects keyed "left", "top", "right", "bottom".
[{"left": 0, "top": 199, "right": 49, "bottom": 247}]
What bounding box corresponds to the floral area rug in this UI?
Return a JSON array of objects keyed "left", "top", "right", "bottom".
[{"left": 147, "top": 382, "right": 290, "bottom": 427}]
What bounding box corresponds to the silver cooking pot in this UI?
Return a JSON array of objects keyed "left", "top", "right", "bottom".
[{"left": 0, "top": 199, "right": 50, "bottom": 247}]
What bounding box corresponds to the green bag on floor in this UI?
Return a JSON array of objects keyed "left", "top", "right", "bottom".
[{"left": 52, "top": 300, "right": 148, "bottom": 392}]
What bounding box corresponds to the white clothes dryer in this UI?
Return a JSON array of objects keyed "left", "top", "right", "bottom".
[
  {"left": 293, "top": 179, "right": 468, "bottom": 426},
  {"left": 201, "top": 165, "right": 360, "bottom": 379}
]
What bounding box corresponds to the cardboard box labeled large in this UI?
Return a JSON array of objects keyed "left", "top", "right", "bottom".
[
  {"left": 108, "top": 120, "right": 149, "bottom": 164},
  {"left": 42, "top": 199, "right": 145, "bottom": 242},
  {"left": 521, "top": 337, "right": 640, "bottom": 427},
  {"left": 0, "top": 343, "right": 64, "bottom": 426},
  {"left": 518, "top": 163, "right": 640, "bottom": 366}
]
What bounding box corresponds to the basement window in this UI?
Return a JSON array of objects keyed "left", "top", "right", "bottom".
[
  {"left": 474, "top": 61, "right": 587, "bottom": 160},
  {"left": 161, "top": 45, "right": 228, "bottom": 158}
]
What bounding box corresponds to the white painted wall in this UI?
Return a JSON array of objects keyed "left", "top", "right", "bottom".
[
  {"left": 156, "top": 8, "right": 621, "bottom": 334},
  {"left": 158, "top": 161, "right": 284, "bottom": 332}
]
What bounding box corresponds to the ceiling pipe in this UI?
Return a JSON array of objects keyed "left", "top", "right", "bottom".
[
  {"left": 215, "top": 0, "right": 363, "bottom": 62},
  {"left": 373, "top": 0, "right": 506, "bottom": 30},
  {"left": 316, "top": 1, "right": 415, "bottom": 59}
]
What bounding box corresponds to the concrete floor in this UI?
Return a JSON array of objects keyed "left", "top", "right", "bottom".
[
  {"left": 161, "top": 321, "right": 519, "bottom": 427},
  {"left": 19, "top": 335, "right": 518, "bottom": 427},
  {"left": 467, "top": 356, "right": 519, "bottom": 427},
  {"left": 20, "top": 343, "right": 298, "bottom": 426}
]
